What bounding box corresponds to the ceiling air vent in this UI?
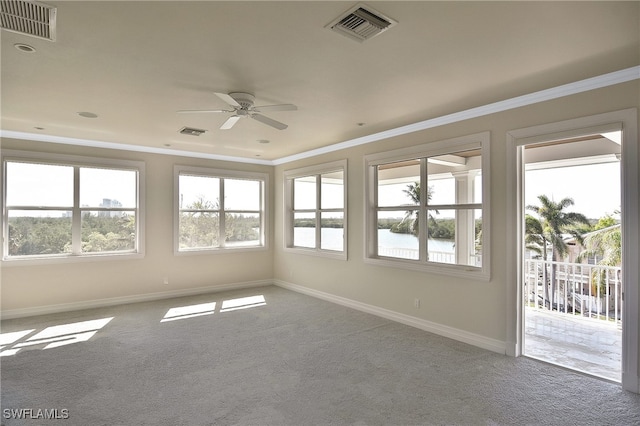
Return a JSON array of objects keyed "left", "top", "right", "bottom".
[
  {"left": 327, "top": 3, "right": 396, "bottom": 42},
  {"left": 0, "top": 0, "right": 56, "bottom": 41},
  {"left": 179, "top": 127, "right": 207, "bottom": 136}
]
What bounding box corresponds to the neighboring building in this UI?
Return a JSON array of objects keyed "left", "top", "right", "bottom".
[
  {"left": 99, "top": 199, "right": 122, "bottom": 218},
  {"left": 565, "top": 224, "right": 621, "bottom": 265}
]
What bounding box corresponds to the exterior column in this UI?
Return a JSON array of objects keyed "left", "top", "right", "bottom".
[{"left": 453, "top": 171, "right": 478, "bottom": 265}]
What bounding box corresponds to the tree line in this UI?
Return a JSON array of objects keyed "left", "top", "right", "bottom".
[
  {"left": 8, "top": 190, "right": 618, "bottom": 264},
  {"left": 8, "top": 213, "right": 135, "bottom": 256}
]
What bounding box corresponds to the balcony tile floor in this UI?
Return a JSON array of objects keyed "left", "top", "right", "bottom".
[{"left": 524, "top": 308, "right": 622, "bottom": 382}]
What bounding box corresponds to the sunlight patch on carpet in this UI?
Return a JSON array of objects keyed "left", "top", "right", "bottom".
[
  {"left": 1, "top": 317, "right": 113, "bottom": 355},
  {"left": 161, "top": 302, "right": 217, "bottom": 322},
  {"left": 220, "top": 295, "right": 266, "bottom": 312}
]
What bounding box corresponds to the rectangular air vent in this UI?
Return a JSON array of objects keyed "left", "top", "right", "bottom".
[
  {"left": 179, "top": 127, "right": 207, "bottom": 136},
  {"left": 0, "top": 0, "right": 56, "bottom": 41},
  {"left": 327, "top": 3, "right": 396, "bottom": 42}
]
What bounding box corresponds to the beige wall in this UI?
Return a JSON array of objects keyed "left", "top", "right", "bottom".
[
  {"left": 273, "top": 81, "right": 640, "bottom": 345},
  {"left": 1, "top": 81, "right": 638, "bottom": 357},
  {"left": 0, "top": 140, "right": 274, "bottom": 313}
]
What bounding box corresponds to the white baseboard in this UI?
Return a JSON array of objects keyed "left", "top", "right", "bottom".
[
  {"left": 505, "top": 342, "right": 519, "bottom": 357},
  {"left": 274, "top": 279, "right": 507, "bottom": 355},
  {"left": 3, "top": 278, "right": 507, "bottom": 356},
  {"left": 1, "top": 279, "right": 272, "bottom": 320}
]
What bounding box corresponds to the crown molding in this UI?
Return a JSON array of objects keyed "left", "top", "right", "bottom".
[
  {"left": 272, "top": 66, "right": 640, "bottom": 165},
  {"left": 0, "top": 131, "right": 274, "bottom": 166},
  {"left": 2, "top": 66, "right": 638, "bottom": 166}
]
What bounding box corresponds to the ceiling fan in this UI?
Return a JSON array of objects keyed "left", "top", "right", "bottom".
[{"left": 178, "top": 92, "right": 297, "bottom": 130}]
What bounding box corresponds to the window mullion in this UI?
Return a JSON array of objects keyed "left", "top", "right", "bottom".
[
  {"left": 419, "top": 158, "right": 428, "bottom": 262},
  {"left": 372, "top": 166, "right": 379, "bottom": 258},
  {"left": 72, "top": 166, "right": 82, "bottom": 255},
  {"left": 315, "top": 174, "right": 321, "bottom": 250},
  {"left": 219, "top": 178, "right": 225, "bottom": 248},
  {"left": 260, "top": 180, "right": 265, "bottom": 246},
  {"left": 135, "top": 170, "right": 140, "bottom": 251},
  {"left": 428, "top": 203, "right": 481, "bottom": 210}
]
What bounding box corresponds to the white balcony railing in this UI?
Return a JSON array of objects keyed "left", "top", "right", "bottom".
[
  {"left": 524, "top": 259, "right": 622, "bottom": 326},
  {"left": 378, "top": 247, "right": 457, "bottom": 262},
  {"left": 377, "top": 248, "right": 482, "bottom": 267}
]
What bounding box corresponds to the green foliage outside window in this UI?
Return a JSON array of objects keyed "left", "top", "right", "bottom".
[
  {"left": 178, "top": 196, "right": 260, "bottom": 249},
  {"left": 8, "top": 213, "right": 136, "bottom": 256}
]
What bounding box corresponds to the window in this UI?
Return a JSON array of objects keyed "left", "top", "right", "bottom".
[
  {"left": 284, "top": 160, "right": 347, "bottom": 259},
  {"left": 365, "top": 133, "right": 490, "bottom": 279},
  {"left": 175, "top": 166, "right": 267, "bottom": 253},
  {"left": 2, "top": 150, "right": 145, "bottom": 262}
]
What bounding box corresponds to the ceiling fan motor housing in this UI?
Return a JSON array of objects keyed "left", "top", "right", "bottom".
[{"left": 230, "top": 92, "right": 255, "bottom": 109}]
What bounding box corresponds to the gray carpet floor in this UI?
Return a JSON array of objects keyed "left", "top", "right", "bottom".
[{"left": 1, "top": 285, "right": 639, "bottom": 425}]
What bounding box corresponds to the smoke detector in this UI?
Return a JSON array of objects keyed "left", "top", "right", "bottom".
[
  {"left": 326, "top": 3, "right": 396, "bottom": 43},
  {"left": 0, "top": 0, "right": 57, "bottom": 41}
]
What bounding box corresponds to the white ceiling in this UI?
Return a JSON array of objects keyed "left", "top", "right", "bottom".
[{"left": 1, "top": 1, "right": 639, "bottom": 163}]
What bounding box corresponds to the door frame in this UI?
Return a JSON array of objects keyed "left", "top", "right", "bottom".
[{"left": 506, "top": 108, "right": 639, "bottom": 393}]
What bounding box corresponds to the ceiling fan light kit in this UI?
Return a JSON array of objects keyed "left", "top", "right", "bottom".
[{"left": 178, "top": 92, "right": 297, "bottom": 131}]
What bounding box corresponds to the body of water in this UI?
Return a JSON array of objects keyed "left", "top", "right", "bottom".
[
  {"left": 293, "top": 227, "right": 344, "bottom": 251},
  {"left": 378, "top": 228, "right": 454, "bottom": 252},
  {"left": 293, "top": 227, "right": 454, "bottom": 253}
]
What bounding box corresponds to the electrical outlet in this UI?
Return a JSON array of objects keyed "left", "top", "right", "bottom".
[
  {"left": 163, "top": 277, "right": 169, "bottom": 285},
  {"left": 414, "top": 298, "right": 420, "bottom": 308}
]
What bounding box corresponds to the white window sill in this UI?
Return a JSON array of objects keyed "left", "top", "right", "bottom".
[
  {"left": 1, "top": 252, "right": 145, "bottom": 266},
  {"left": 364, "top": 256, "right": 490, "bottom": 281},
  {"left": 284, "top": 246, "right": 347, "bottom": 261},
  {"left": 175, "top": 245, "right": 268, "bottom": 256}
]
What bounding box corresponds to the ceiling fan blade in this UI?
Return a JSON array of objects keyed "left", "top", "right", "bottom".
[
  {"left": 251, "top": 113, "right": 288, "bottom": 130},
  {"left": 220, "top": 115, "right": 241, "bottom": 130},
  {"left": 215, "top": 92, "right": 242, "bottom": 108},
  {"left": 177, "top": 109, "right": 231, "bottom": 113},
  {"left": 253, "top": 103, "right": 298, "bottom": 112}
]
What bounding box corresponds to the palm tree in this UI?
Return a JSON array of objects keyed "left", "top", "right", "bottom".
[
  {"left": 578, "top": 225, "right": 621, "bottom": 267},
  {"left": 401, "top": 182, "right": 434, "bottom": 236},
  {"left": 526, "top": 195, "right": 591, "bottom": 308},
  {"left": 577, "top": 224, "right": 621, "bottom": 296},
  {"left": 525, "top": 214, "right": 552, "bottom": 304},
  {"left": 525, "top": 214, "right": 547, "bottom": 258}
]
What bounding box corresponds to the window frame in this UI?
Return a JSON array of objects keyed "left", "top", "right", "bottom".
[
  {"left": 284, "top": 159, "right": 348, "bottom": 260},
  {"left": 174, "top": 165, "right": 269, "bottom": 255},
  {"left": 364, "top": 132, "right": 490, "bottom": 280},
  {"left": 1, "top": 149, "right": 145, "bottom": 264}
]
